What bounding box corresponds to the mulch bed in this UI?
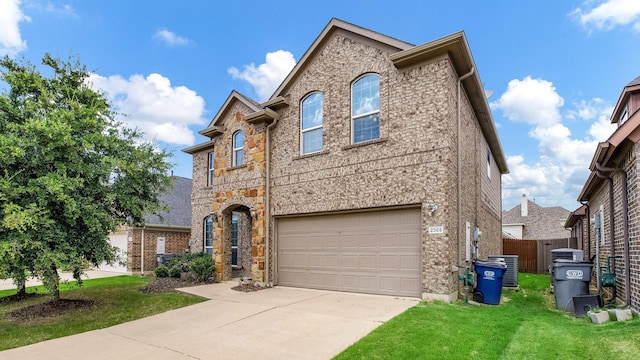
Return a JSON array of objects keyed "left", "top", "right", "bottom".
[
  {"left": 7, "top": 299, "right": 95, "bottom": 321},
  {"left": 140, "top": 276, "right": 216, "bottom": 293},
  {"left": 231, "top": 283, "right": 265, "bottom": 292}
]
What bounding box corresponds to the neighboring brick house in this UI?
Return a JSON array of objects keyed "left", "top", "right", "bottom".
[
  {"left": 565, "top": 204, "right": 589, "bottom": 255},
  {"left": 573, "top": 75, "right": 640, "bottom": 312},
  {"left": 502, "top": 194, "right": 571, "bottom": 240},
  {"left": 102, "top": 176, "right": 192, "bottom": 275},
  {"left": 183, "top": 19, "right": 508, "bottom": 300}
]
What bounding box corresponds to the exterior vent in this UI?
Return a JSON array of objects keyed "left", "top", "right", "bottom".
[
  {"left": 551, "top": 248, "right": 584, "bottom": 262},
  {"left": 489, "top": 255, "right": 518, "bottom": 287}
]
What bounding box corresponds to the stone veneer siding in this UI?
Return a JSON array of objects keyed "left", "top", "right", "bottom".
[
  {"left": 194, "top": 103, "right": 267, "bottom": 282},
  {"left": 267, "top": 33, "right": 502, "bottom": 300}
]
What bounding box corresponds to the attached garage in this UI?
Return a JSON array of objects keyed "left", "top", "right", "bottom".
[
  {"left": 98, "top": 232, "right": 128, "bottom": 273},
  {"left": 276, "top": 207, "right": 422, "bottom": 297}
]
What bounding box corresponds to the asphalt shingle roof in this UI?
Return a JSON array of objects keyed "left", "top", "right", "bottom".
[{"left": 144, "top": 176, "right": 192, "bottom": 227}]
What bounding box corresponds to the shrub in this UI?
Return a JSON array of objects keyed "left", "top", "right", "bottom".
[
  {"left": 168, "top": 265, "right": 182, "bottom": 278},
  {"left": 154, "top": 265, "right": 170, "bottom": 278},
  {"left": 190, "top": 256, "right": 215, "bottom": 282}
]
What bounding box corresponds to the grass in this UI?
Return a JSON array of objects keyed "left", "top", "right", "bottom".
[
  {"left": 335, "top": 273, "right": 640, "bottom": 360},
  {"left": 0, "top": 275, "right": 206, "bottom": 351}
]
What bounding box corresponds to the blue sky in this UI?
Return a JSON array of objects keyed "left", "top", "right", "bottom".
[{"left": 2, "top": 0, "right": 640, "bottom": 212}]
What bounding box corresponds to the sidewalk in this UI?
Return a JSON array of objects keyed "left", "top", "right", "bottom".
[{"left": 0, "top": 270, "right": 129, "bottom": 291}]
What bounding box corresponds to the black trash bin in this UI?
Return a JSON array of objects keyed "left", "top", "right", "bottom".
[{"left": 551, "top": 260, "right": 594, "bottom": 313}]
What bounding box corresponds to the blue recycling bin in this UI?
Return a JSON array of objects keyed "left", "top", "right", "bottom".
[{"left": 473, "top": 259, "right": 508, "bottom": 305}]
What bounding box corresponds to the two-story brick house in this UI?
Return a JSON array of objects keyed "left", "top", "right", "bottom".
[
  {"left": 573, "top": 75, "right": 640, "bottom": 311},
  {"left": 184, "top": 19, "right": 508, "bottom": 300}
]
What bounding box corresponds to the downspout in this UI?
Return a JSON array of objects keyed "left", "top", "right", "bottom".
[
  {"left": 580, "top": 201, "right": 590, "bottom": 261},
  {"left": 140, "top": 227, "right": 145, "bottom": 276},
  {"left": 595, "top": 162, "right": 630, "bottom": 307},
  {"left": 580, "top": 201, "right": 598, "bottom": 296},
  {"left": 264, "top": 117, "right": 278, "bottom": 287},
  {"left": 594, "top": 172, "right": 616, "bottom": 302},
  {"left": 457, "top": 67, "right": 475, "bottom": 265}
]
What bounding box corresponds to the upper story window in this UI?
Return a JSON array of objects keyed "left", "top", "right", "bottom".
[
  {"left": 352, "top": 74, "right": 380, "bottom": 144},
  {"left": 207, "top": 151, "right": 215, "bottom": 186},
  {"left": 232, "top": 131, "right": 244, "bottom": 167},
  {"left": 619, "top": 108, "right": 628, "bottom": 126},
  {"left": 301, "top": 92, "right": 323, "bottom": 154}
]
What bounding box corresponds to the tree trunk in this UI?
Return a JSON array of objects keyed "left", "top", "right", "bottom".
[
  {"left": 17, "top": 281, "right": 26, "bottom": 296},
  {"left": 51, "top": 264, "right": 60, "bottom": 301}
]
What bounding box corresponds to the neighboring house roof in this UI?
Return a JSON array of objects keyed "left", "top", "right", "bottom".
[
  {"left": 564, "top": 204, "right": 587, "bottom": 228},
  {"left": 144, "top": 176, "right": 192, "bottom": 228},
  {"left": 502, "top": 200, "right": 571, "bottom": 240}
]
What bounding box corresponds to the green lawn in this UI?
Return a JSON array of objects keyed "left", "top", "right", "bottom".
[
  {"left": 0, "top": 276, "right": 206, "bottom": 351},
  {"left": 335, "top": 273, "right": 640, "bottom": 360}
]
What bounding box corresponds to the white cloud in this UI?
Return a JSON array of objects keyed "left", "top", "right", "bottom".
[
  {"left": 153, "top": 28, "right": 191, "bottom": 47},
  {"left": 571, "top": 0, "right": 640, "bottom": 32},
  {"left": 87, "top": 73, "right": 206, "bottom": 146},
  {"left": 492, "top": 76, "right": 616, "bottom": 210},
  {"left": 228, "top": 50, "right": 296, "bottom": 102},
  {"left": 0, "top": 0, "right": 30, "bottom": 56}
]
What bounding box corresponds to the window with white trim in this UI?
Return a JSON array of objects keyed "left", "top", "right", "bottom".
[
  {"left": 301, "top": 92, "right": 323, "bottom": 154},
  {"left": 207, "top": 151, "right": 215, "bottom": 186},
  {"left": 231, "top": 213, "right": 239, "bottom": 267},
  {"left": 352, "top": 74, "right": 380, "bottom": 144},
  {"left": 232, "top": 131, "right": 244, "bottom": 167},
  {"left": 204, "top": 216, "right": 213, "bottom": 255}
]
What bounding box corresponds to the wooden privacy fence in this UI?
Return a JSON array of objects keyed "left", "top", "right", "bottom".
[{"left": 502, "top": 237, "right": 578, "bottom": 274}]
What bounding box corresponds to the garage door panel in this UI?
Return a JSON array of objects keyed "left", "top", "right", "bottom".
[{"left": 277, "top": 208, "right": 421, "bottom": 297}]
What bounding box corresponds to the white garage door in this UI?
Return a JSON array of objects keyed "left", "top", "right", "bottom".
[
  {"left": 277, "top": 207, "right": 422, "bottom": 297},
  {"left": 98, "top": 232, "right": 129, "bottom": 273}
]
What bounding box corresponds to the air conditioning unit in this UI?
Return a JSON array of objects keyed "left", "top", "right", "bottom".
[
  {"left": 551, "top": 248, "right": 584, "bottom": 262},
  {"left": 489, "top": 255, "right": 518, "bottom": 287}
]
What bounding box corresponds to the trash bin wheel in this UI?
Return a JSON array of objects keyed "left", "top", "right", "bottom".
[{"left": 473, "top": 292, "right": 483, "bottom": 303}]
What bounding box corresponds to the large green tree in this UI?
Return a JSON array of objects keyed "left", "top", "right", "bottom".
[{"left": 0, "top": 54, "right": 172, "bottom": 300}]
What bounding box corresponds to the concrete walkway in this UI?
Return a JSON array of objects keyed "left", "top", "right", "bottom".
[{"left": 0, "top": 281, "right": 419, "bottom": 359}]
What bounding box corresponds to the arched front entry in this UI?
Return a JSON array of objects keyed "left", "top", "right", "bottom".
[{"left": 221, "top": 205, "right": 253, "bottom": 280}]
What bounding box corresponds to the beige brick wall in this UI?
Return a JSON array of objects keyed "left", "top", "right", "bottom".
[{"left": 268, "top": 33, "right": 502, "bottom": 298}]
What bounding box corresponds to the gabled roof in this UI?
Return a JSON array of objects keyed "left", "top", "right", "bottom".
[
  {"left": 144, "top": 176, "right": 192, "bottom": 228},
  {"left": 564, "top": 204, "right": 587, "bottom": 228},
  {"left": 578, "top": 77, "right": 640, "bottom": 201},
  {"left": 611, "top": 75, "right": 640, "bottom": 124},
  {"left": 502, "top": 200, "right": 570, "bottom": 240},
  {"left": 268, "top": 18, "right": 507, "bottom": 174},
  {"left": 183, "top": 91, "right": 264, "bottom": 154},
  {"left": 270, "top": 18, "right": 413, "bottom": 98}
]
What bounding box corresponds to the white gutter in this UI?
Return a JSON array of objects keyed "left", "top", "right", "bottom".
[
  {"left": 265, "top": 118, "right": 278, "bottom": 287},
  {"left": 457, "top": 67, "right": 475, "bottom": 265}
]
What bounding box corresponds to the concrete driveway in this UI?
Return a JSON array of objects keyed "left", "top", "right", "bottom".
[{"left": 0, "top": 282, "right": 419, "bottom": 359}]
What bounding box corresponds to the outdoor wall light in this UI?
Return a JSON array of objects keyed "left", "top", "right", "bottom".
[{"left": 427, "top": 203, "right": 438, "bottom": 216}]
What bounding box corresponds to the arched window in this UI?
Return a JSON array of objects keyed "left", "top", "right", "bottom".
[
  {"left": 301, "top": 92, "right": 323, "bottom": 154},
  {"left": 351, "top": 74, "right": 380, "bottom": 143},
  {"left": 232, "top": 131, "right": 244, "bottom": 167},
  {"left": 204, "top": 216, "right": 213, "bottom": 255}
]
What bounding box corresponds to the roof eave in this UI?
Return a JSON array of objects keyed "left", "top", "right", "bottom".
[
  {"left": 392, "top": 31, "right": 508, "bottom": 174},
  {"left": 245, "top": 108, "right": 279, "bottom": 124},
  {"left": 182, "top": 140, "right": 214, "bottom": 154}
]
